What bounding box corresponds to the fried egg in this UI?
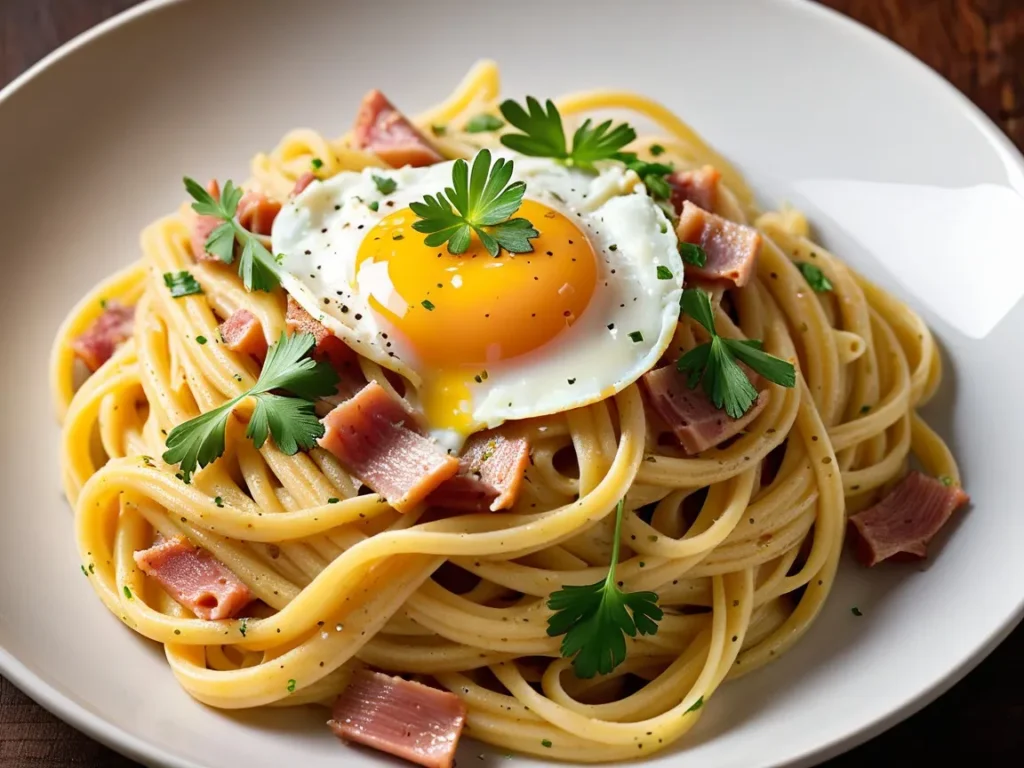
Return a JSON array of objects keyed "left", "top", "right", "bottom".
[{"left": 272, "top": 154, "right": 683, "bottom": 450}]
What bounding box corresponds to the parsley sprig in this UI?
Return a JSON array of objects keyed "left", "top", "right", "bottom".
[
  {"left": 410, "top": 149, "right": 538, "bottom": 257},
  {"left": 163, "top": 332, "right": 339, "bottom": 482},
  {"left": 547, "top": 499, "right": 663, "bottom": 679},
  {"left": 499, "top": 97, "right": 636, "bottom": 169},
  {"left": 677, "top": 289, "right": 796, "bottom": 418},
  {"left": 184, "top": 177, "right": 283, "bottom": 292}
]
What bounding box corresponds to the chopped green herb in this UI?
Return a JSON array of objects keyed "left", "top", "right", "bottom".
[
  {"left": 465, "top": 113, "right": 505, "bottom": 133},
  {"left": 608, "top": 244, "right": 618, "bottom": 251},
  {"left": 421, "top": 299, "right": 435, "bottom": 311},
  {"left": 410, "top": 149, "right": 538, "bottom": 257},
  {"left": 939, "top": 475, "right": 953, "bottom": 487},
  {"left": 685, "top": 696, "right": 704, "bottom": 713},
  {"left": 656, "top": 266, "right": 673, "bottom": 280},
  {"left": 214, "top": 496, "right": 224, "bottom": 507},
  {"left": 163, "top": 271, "right": 203, "bottom": 298},
  {"left": 628, "top": 331, "right": 643, "bottom": 343},
  {"left": 431, "top": 124, "right": 447, "bottom": 137},
  {"left": 311, "top": 157, "right": 323, "bottom": 170},
  {"left": 649, "top": 144, "right": 666, "bottom": 156},
  {"left": 499, "top": 97, "right": 635, "bottom": 169},
  {"left": 123, "top": 585, "right": 133, "bottom": 600},
  {"left": 541, "top": 739, "right": 553, "bottom": 748},
  {"left": 163, "top": 333, "right": 339, "bottom": 482},
  {"left": 796, "top": 262, "right": 833, "bottom": 292},
  {"left": 183, "top": 177, "right": 282, "bottom": 292},
  {"left": 546, "top": 499, "right": 663, "bottom": 678},
  {"left": 287, "top": 679, "right": 297, "bottom": 693},
  {"left": 616, "top": 152, "right": 674, "bottom": 199},
  {"left": 851, "top": 606, "right": 863, "bottom": 617},
  {"left": 860, "top": 404, "right": 871, "bottom": 414},
  {"left": 678, "top": 242, "right": 707, "bottom": 268},
  {"left": 81, "top": 565, "right": 88, "bottom": 576},
  {"left": 327, "top": 497, "right": 340, "bottom": 504},
  {"left": 99, "top": 298, "right": 108, "bottom": 309},
  {"left": 196, "top": 336, "right": 208, "bottom": 345},
  {"left": 372, "top": 174, "right": 397, "bottom": 195},
  {"left": 368, "top": 200, "right": 380, "bottom": 212},
  {"left": 239, "top": 618, "right": 248, "bottom": 637},
  {"left": 677, "top": 288, "right": 796, "bottom": 418}
]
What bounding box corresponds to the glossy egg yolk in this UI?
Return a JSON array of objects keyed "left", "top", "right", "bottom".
[
  {"left": 354, "top": 199, "right": 598, "bottom": 438},
  {"left": 355, "top": 199, "right": 598, "bottom": 366}
]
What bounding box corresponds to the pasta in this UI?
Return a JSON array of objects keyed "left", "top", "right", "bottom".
[{"left": 50, "top": 60, "right": 961, "bottom": 763}]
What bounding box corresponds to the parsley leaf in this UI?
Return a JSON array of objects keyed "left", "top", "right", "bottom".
[
  {"left": 465, "top": 113, "right": 504, "bottom": 133},
  {"left": 410, "top": 149, "right": 539, "bottom": 257},
  {"left": 649, "top": 144, "right": 666, "bottom": 156},
  {"left": 677, "top": 288, "right": 796, "bottom": 418},
  {"left": 796, "top": 262, "right": 833, "bottom": 292},
  {"left": 547, "top": 500, "right": 663, "bottom": 679},
  {"left": 162, "top": 332, "right": 338, "bottom": 482},
  {"left": 163, "top": 271, "right": 203, "bottom": 298},
  {"left": 183, "top": 177, "right": 282, "bottom": 292},
  {"left": 499, "top": 98, "right": 636, "bottom": 169},
  {"left": 678, "top": 242, "right": 707, "bottom": 268},
  {"left": 311, "top": 157, "right": 323, "bottom": 170},
  {"left": 615, "top": 152, "right": 674, "bottom": 200},
  {"left": 372, "top": 174, "right": 397, "bottom": 195},
  {"left": 656, "top": 266, "right": 673, "bottom": 280}
]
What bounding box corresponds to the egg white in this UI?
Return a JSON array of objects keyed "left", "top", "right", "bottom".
[{"left": 272, "top": 154, "right": 683, "bottom": 448}]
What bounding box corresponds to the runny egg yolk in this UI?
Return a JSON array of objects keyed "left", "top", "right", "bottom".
[{"left": 355, "top": 199, "right": 598, "bottom": 438}]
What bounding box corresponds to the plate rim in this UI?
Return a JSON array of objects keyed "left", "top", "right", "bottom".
[{"left": 2, "top": 1, "right": 1023, "bottom": 766}]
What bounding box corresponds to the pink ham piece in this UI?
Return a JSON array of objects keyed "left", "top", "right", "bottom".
[
  {"left": 328, "top": 670, "right": 467, "bottom": 768},
  {"left": 848, "top": 472, "right": 969, "bottom": 567},
  {"left": 292, "top": 171, "right": 317, "bottom": 196},
  {"left": 133, "top": 536, "right": 253, "bottom": 620},
  {"left": 669, "top": 165, "right": 721, "bottom": 214},
  {"left": 71, "top": 301, "right": 135, "bottom": 372},
  {"left": 641, "top": 364, "right": 768, "bottom": 454},
  {"left": 218, "top": 309, "right": 267, "bottom": 360},
  {"left": 353, "top": 90, "right": 443, "bottom": 169},
  {"left": 189, "top": 179, "right": 227, "bottom": 263},
  {"left": 235, "top": 191, "right": 281, "bottom": 236},
  {"left": 318, "top": 382, "right": 459, "bottom": 513},
  {"left": 286, "top": 295, "right": 357, "bottom": 370},
  {"left": 427, "top": 432, "right": 530, "bottom": 511},
  {"left": 676, "top": 201, "right": 761, "bottom": 288}
]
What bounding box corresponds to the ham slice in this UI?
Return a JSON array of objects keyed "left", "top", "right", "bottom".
[
  {"left": 641, "top": 364, "right": 768, "bottom": 454},
  {"left": 189, "top": 179, "right": 227, "bottom": 263},
  {"left": 848, "top": 472, "right": 969, "bottom": 566},
  {"left": 218, "top": 309, "right": 267, "bottom": 360},
  {"left": 133, "top": 536, "right": 253, "bottom": 620},
  {"left": 286, "top": 295, "right": 356, "bottom": 369},
  {"left": 328, "top": 670, "right": 467, "bottom": 768},
  {"left": 669, "top": 165, "right": 721, "bottom": 214},
  {"left": 676, "top": 201, "right": 761, "bottom": 287},
  {"left": 71, "top": 301, "right": 135, "bottom": 372},
  {"left": 292, "top": 171, "right": 317, "bottom": 196},
  {"left": 427, "top": 432, "right": 530, "bottom": 511},
  {"left": 353, "top": 90, "right": 443, "bottom": 169},
  {"left": 318, "top": 382, "right": 459, "bottom": 512}
]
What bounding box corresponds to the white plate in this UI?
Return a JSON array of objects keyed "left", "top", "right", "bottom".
[{"left": 1, "top": 1, "right": 1023, "bottom": 766}]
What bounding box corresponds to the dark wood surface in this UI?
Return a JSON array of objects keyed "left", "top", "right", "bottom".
[{"left": 2, "top": 0, "right": 1023, "bottom": 765}]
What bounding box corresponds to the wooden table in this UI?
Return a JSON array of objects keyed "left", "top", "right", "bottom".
[{"left": 2, "top": 0, "right": 1023, "bottom": 765}]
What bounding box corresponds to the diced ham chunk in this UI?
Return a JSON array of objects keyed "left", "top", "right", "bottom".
[
  {"left": 189, "top": 179, "right": 227, "bottom": 263},
  {"left": 235, "top": 191, "right": 281, "bottom": 236},
  {"left": 218, "top": 309, "right": 267, "bottom": 360},
  {"left": 318, "top": 382, "right": 459, "bottom": 513},
  {"left": 133, "top": 536, "right": 253, "bottom": 620},
  {"left": 286, "top": 295, "right": 356, "bottom": 369},
  {"left": 328, "top": 670, "right": 467, "bottom": 768},
  {"left": 428, "top": 432, "right": 530, "bottom": 511},
  {"left": 292, "top": 171, "right": 317, "bottom": 196},
  {"left": 71, "top": 301, "right": 135, "bottom": 372},
  {"left": 641, "top": 364, "right": 768, "bottom": 454},
  {"left": 353, "top": 90, "right": 443, "bottom": 169},
  {"left": 848, "top": 472, "right": 969, "bottom": 567},
  {"left": 669, "top": 165, "right": 721, "bottom": 214},
  {"left": 677, "top": 201, "right": 761, "bottom": 287}
]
